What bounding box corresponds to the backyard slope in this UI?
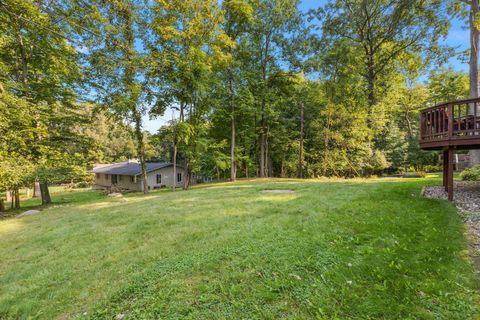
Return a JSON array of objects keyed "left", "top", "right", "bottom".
[{"left": 0, "top": 178, "right": 478, "bottom": 319}]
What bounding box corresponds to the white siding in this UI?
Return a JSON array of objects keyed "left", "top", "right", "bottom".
[
  {"left": 94, "top": 165, "right": 189, "bottom": 192},
  {"left": 141, "top": 166, "right": 186, "bottom": 191}
]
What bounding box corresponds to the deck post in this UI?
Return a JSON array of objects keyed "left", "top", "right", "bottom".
[
  {"left": 443, "top": 149, "right": 448, "bottom": 190},
  {"left": 447, "top": 147, "right": 454, "bottom": 201}
]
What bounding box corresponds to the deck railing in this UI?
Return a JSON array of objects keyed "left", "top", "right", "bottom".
[{"left": 420, "top": 98, "right": 480, "bottom": 148}]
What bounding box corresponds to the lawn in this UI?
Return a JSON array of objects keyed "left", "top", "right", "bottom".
[
  {"left": 0, "top": 186, "right": 96, "bottom": 217},
  {"left": 0, "top": 177, "right": 478, "bottom": 319}
]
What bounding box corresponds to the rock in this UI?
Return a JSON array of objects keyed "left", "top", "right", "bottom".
[
  {"left": 17, "top": 210, "right": 41, "bottom": 218},
  {"left": 108, "top": 193, "right": 122, "bottom": 197},
  {"left": 115, "top": 313, "right": 125, "bottom": 320}
]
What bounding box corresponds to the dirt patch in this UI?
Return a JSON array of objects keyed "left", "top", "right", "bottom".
[{"left": 261, "top": 189, "right": 295, "bottom": 194}]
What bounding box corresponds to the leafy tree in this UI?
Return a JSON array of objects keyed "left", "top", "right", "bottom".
[
  {"left": 221, "top": 0, "right": 254, "bottom": 181},
  {"left": 0, "top": 0, "right": 85, "bottom": 204},
  {"left": 249, "top": 0, "right": 303, "bottom": 177},
  {"left": 148, "top": 0, "right": 231, "bottom": 189},
  {"left": 82, "top": 0, "right": 150, "bottom": 193},
  {"left": 312, "top": 0, "right": 453, "bottom": 127}
]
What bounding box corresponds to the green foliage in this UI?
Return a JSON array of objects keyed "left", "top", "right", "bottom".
[
  {"left": 0, "top": 158, "right": 34, "bottom": 192},
  {"left": 402, "top": 171, "right": 427, "bottom": 178},
  {"left": 428, "top": 67, "right": 469, "bottom": 104},
  {"left": 460, "top": 165, "right": 480, "bottom": 181},
  {"left": 0, "top": 0, "right": 473, "bottom": 185}
]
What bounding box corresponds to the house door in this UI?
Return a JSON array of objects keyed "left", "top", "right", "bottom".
[{"left": 111, "top": 174, "right": 118, "bottom": 185}]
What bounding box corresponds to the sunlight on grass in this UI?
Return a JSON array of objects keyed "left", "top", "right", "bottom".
[
  {"left": 256, "top": 194, "right": 299, "bottom": 202},
  {"left": 75, "top": 195, "right": 159, "bottom": 210},
  {"left": 0, "top": 219, "right": 23, "bottom": 234}
]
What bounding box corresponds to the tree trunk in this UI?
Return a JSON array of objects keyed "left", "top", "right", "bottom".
[
  {"left": 33, "top": 182, "right": 41, "bottom": 198},
  {"left": 183, "top": 159, "right": 191, "bottom": 190},
  {"left": 122, "top": 4, "right": 148, "bottom": 193},
  {"left": 14, "top": 17, "right": 29, "bottom": 97},
  {"left": 470, "top": 0, "right": 479, "bottom": 101},
  {"left": 260, "top": 123, "right": 266, "bottom": 177},
  {"left": 469, "top": 0, "right": 480, "bottom": 166},
  {"left": 40, "top": 183, "right": 51, "bottom": 205},
  {"left": 229, "top": 75, "right": 236, "bottom": 182},
  {"left": 133, "top": 112, "right": 148, "bottom": 193},
  {"left": 265, "top": 131, "right": 270, "bottom": 177},
  {"left": 0, "top": 199, "right": 4, "bottom": 212},
  {"left": 366, "top": 58, "right": 376, "bottom": 111},
  {"left": 172, "top": 141, "right": 177, "bottom": 192},
  {"left": 298, "top": 102, "right": 305, "bottom": 178},
  {"left": 14, "top": 189, "right": 20, "bottom": 209},
  {"left": 259, "top": 34, "right": 270, "bottom": 178}
]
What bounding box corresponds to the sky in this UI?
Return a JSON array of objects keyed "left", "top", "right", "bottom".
[{"left": 142, "top": 0, "right": 470, "bottom": 133}]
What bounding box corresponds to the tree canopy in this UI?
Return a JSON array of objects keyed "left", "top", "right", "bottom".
[{"left": 0, "top": 0, "right": 473, "bottom": 206}]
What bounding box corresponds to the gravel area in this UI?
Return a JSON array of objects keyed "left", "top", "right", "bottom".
[
  {"left": 424, "top": 182, "right": 480, "bottom": 213},
  {"left": 424, "top": 181, "right": 480, "bottom": 255}
]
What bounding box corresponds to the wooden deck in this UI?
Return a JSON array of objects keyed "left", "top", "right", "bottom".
[
  {"left": 420, "top": 98, "right": 480, "bottom": 150},
  {"left": 419, "top": 98, "right": 480, "bottom": 201}
]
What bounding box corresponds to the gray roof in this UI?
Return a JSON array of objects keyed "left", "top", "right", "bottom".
[{"left": 92, "top": 162, "right": 177, "bottom": 176}]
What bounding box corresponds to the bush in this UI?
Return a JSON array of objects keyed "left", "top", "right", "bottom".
[
  {"left": 460, "top": 165, "right": 480, "bottom": 181},
  {"left": 402, "top": 172, "right": 427, "bottom": 178}
]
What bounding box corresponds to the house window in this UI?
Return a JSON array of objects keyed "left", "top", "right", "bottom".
[
  {"left": 105, "top": 174, "right": 109, "bottom": 180},
  {"left": 96, "top": 173, "right": 100, "bottom": 179},
  {"left": 131, "top": 176, "right": 135, "bottom": 183},
  {"left": 119, "top": 175, "right": 123, "bottom": 181},
  {"left": 156, "top": 174, "right": 162, "bottom": 184},
  {"left": 177, "top": 173, "right": 182, "bottom": 182}
]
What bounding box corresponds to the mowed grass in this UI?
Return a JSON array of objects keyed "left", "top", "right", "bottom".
[
  {"left": 0, "top": 186, "right": 97, "bottom": 217},
  {"left": 0, "top": 177, "right": 478, "bottom": 319}
]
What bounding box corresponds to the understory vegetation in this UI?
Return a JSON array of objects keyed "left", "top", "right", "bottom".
[
  {"left": 461, "top": 165, "right": 480, "bottom": 181},
  {"left": 0, "top": 178, "right": 478, "bottom": 319}
]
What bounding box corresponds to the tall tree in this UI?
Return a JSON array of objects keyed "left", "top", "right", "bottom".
[
  {"left": 466, "top": 0, "right": 480, "bottom": 165},
  {"left": 313, "top": 0, "right": 452, "bottom": 124},
  {"left": 0, "top": 0, "right": 83, "bottom": 203},
  {"left": 221, "top": 0, "right": 254, "bottom": 182},
  {"left": 250, "top": 0, "right": 302, "bottom": 177},
  {"left": 83, "top": 0, "right": 150, "bottom": 193},
  {"left": 148, "top": 0, "right": 231, "bottom": 189}
]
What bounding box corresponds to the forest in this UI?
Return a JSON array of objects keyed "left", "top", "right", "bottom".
[{"left": 0, "top": 0, "right": 473, "bottom": 206}]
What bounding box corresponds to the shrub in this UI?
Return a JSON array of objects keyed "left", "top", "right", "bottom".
[
  {"left": 402, "top": 172, "right": 427, "bottom": 178},
  {"left": 460, "top": 165, "right": 480, "bottom": 181}
]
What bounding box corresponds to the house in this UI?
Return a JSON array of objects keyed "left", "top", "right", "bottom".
[{"left": 91, "top": 160, "right": 187, "bottom": 191}]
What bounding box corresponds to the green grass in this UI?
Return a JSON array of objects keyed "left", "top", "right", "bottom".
[
  {"left": 0, "top": 187, "right": 99, "bottom": 218},
  {"left": 0, "top": 177, "right": 478, "bottom": 319}
]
